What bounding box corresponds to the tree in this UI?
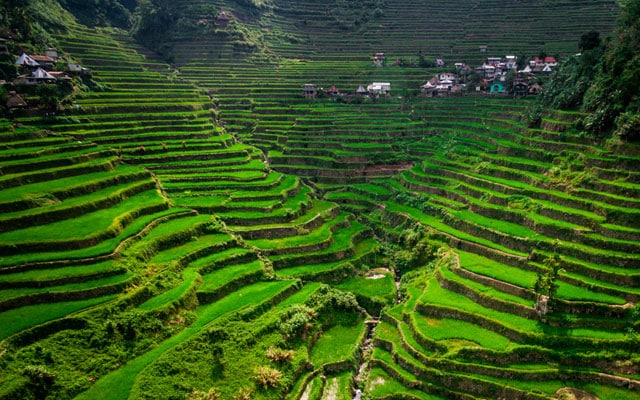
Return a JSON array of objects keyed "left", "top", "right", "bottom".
[
  {"left": 581, "top": 0, "right": 640, "bottom": 138},
  {"left": 539, "top": 50, "right": 602, "bottom": 110},
  {"left": 579, "top": 30, "right": 601, "bottom": 51},
  {"left": 534, "top": 254, "right": 563, "bottom": 307},
  {"left": 132, "top": 0, "right": 177, "bottom": 57},
  {"left": 1, "top": 0, "right": 34, "bottom": 40}
]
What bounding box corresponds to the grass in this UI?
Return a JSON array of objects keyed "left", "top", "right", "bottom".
[
  {"left": 198, "top": 259, "right": 264, "bottom": 292},
  {"left": 0, "top": 272, "right": 133, "bottom": 302},
  {"left": 0, "top": 190, "right": 166, "bottom": 244},
  {"left": 309, "top": 320, "right": 365, "bottom": 366},
  {"left": 368, "top": 367, "right": 445, "bottom": 400},
  {"left": 137, "top": 267, "right": 198, "bottom": 311},
  {"left": 334, "top": 273, "right": 396, "bottom": 305},
  {"left": 75, "top": 280, "right": 296, "bottom": 400},
  {"left": 412, "top": 315, "right": 512, "bottom": 352},
  {"left": 421, "top": 274, "right": 628, "bottom": 341},
  {"left": 0, "top": 208, "right": 189, "bottom": 267},
  {"left": 0, "top": 260, "right": 117, "bottom": 284},
  {"left": 149, "top": 233, "right": 232, "bottom": 263},
  {"left": 0, "top": 294, "right": 118, "bottom": 340}
]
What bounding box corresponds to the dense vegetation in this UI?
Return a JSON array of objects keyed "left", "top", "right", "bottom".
[
  {"left": 542, "top": 0, "right": 640, "bottom": 140},
  {"left": 1, "top": 0, "right": 639, "bottom": 399}
]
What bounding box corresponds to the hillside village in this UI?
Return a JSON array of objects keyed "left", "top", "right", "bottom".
[
  {"left": 2, "top": 44, "right": 90, "bottom": 113},
  {"left": 302, "top": 52, "right": 558, "bottom": 99},
  {"left": 3, "top": 44, "right": 559, "bottom": 114}
]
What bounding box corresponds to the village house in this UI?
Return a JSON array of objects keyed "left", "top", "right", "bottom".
[
  {"left": 16, "top": 67, "right": 58, "bottom": 85},
  {"left": 486, "top": 57, "right": 502, "bottom": 67},
  {"left": 513, "top": 81, "right": 529, "bottom": 97},
  {"left": 356, "top": 85, "right": 368, "bottom": 96},
  {"left": 367, "top": 82, "right": 391, "bottom": 96},
  {"left": 435, "top": 58, "right": 445, "bottom": 67},
  {"left": 421, "top": 72, "right": 464, "bottom": 97},
  {"left": 15, "top": 52, "right": 58, "bottom": 71},
  {"left": 302, "top": 83, "right": 317, "bottom": 98},
  {"left": 6, "top": 91, "right": 27, "bottom": 109},
  {"left": 29, "top": 55, "right": 56, "bottom": 70},
  {"left": 475, "top": 63, "right": 496, "bottom": 79},
  {"left": 438, "top": 72, "right": 457, "bottom": 83},
  {"left": 372, "top": 52, "right": 385, "bottom": 67},
  {"left": 526, "top": 56, "right": 557, "bottom": 73},
  {"left": 326, "top": 85, "right": 339, "bottom": 96},
  {"left": 49, "top": 71, "right": 73, "bottom": 83},
  {"left": 45, "top": 48, "right": 59, "bottom": 60},
  {"left": 528, "top": 82, "right": 542, "bottom": 95},
  {"left": 216, "top": 11, "right": 231, "bottom": 28},
  {"left": 67, "top": 62, "right": 91, "bottom": 76},
  {"left": 490, "top": 80, "right": 506, "bottom": 94},
  {"left": 15, "top": 53, "right": 40, "bottom": 69}
]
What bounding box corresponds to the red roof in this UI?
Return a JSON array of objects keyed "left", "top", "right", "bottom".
[
  {"left": 544, "top": 57, "right": 557, "bottom": 63},
  {"left": 31, "top": 55, "right": 55, "bottom": 63}
]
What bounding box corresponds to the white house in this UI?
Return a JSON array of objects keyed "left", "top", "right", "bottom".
[
  {"left": 438, "top": 72, "right": 457, "bottom": 83},
  {"left": 367, "top": 82, "right": 391, "bottom": 95},
  {"left": 15, "top": 53, "right": 39, "bottom": 68}
]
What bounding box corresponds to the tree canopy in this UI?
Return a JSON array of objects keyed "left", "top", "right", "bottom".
[{"left": 542, "top": 0, "right": 640, "bottom": 140}]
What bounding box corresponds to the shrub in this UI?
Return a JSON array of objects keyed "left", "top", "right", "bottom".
[
  {"left": 22, "top": 365, "right": 55, "bottom": 398},
  {"left": 254, "top": 366, "right": 282, "bottom": 389},
  {"left": 615, "top": 111, "right": 640, "bottom": 141},
  {"left": 233, "top": 388, "right": 252, "bottom": 400},
  {"left": 266, "top": 346, "right": 294, "bottom": 363},
  {"left": 278, "top": 305, "right": 317, "bottom": 339},
  {"left": 187, "top": 388, "right": 220, "bottom": 400}
]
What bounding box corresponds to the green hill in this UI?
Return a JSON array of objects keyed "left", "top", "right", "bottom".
[{"left": 1, "top": 1, "right": 640, "bottom": 399}]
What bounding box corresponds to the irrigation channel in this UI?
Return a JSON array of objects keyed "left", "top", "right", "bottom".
[{"left": 354, "top": 319, "right": 379, "bottom": 400}]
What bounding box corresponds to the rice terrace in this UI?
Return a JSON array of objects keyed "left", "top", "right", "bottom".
[{"left": 1, "top": 0, "right": 640, "bottom": 399}]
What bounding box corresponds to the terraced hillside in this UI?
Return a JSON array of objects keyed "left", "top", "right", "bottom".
[
  {"left": 170, "top": 0, "right": 620, "bottom": 186},
  {"left": 1, "top": 1, "right": 639, "bottom": 399},
  {"left": 0, "top": 18, "right": 379, "bottom": 400},
  {"left": 350, "top": 99, "right": 640, "bottom": 400}
]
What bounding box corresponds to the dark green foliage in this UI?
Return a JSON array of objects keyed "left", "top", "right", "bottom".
[
  {"left": 539, "top": 50, "right": 602, "bottom": 110},
  {"left": 579, "top": 30, "right": 602, "bottom": 51},
  {"left": 383, "top": 224, "right": 440, "bottom": 275},
  {"left": 9, "top": 78, "right": 75, "bottom": 111},
  {"left": 0, "top": 0, "right": 34, "bottom": 40},
  {"left": 581, "top": 0, "right": 640, "bottom": 137},
  {"left": 307, "top": 285, "right": 362, "bottom": 315},
  {"left": 277, "top": 304, "right": 317, "bottom": 339},
  {"left": 540, "top": 0, "right": 640, "bottom": 139},
  {"left": 131, "top": 0, "right": 178, "bottom": 59},
  {"left": 58, "top": 0, "right": 135, "bottom": 28},
  {"left": 324, "top": 0, "right": 386, "bottom": 31},
  {"left": 534, "top": 254, "right": 563, "bottom": 303},
  {"left": 21, "top": 364, "right": 56, "bottom": 399},
  {"left": 523, "top": 104, "right": 544, "bottom": 128}
]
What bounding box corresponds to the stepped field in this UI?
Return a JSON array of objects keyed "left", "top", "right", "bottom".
[{"left": 1, "top": 0, "right": 639, "bottom": 399}]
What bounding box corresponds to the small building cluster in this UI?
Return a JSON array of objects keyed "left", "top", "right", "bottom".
[
  {"left": 13, "top": 49, "right": 90, "bottom": 86},
  {"left": 302, "top": 82, "right": 391, "bottom": 99},
  {"left": 520, "top": 57, "right": 558, "bottom": 74},
  {"left": 474, "top": 55, "right": 519, "bottom": 79},
  {"left": 4, "top": 47, "right": 90, "bottom": 111},
  {"left": 421, "top": 72, "right": 465, "bottom": 97},
  {"left": 421, "top": 54, "right": 557, "bottom": 97},
  {"left": 303, "top": 51, "right": 559, "bottom": 100}
]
